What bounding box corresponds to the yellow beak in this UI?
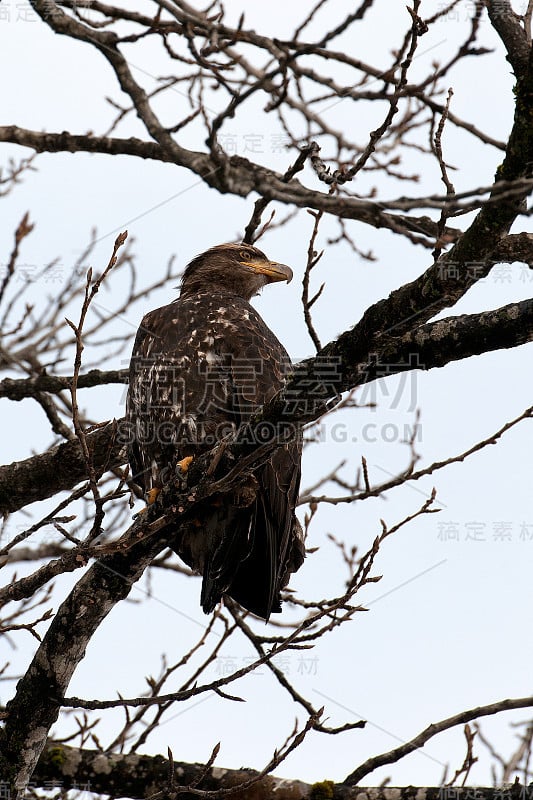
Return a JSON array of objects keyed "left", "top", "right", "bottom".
[{"left": 241, "top": 260, "right": 293, "bottom": 283}]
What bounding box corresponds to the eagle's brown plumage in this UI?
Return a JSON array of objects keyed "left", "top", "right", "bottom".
[{"left": 126, "top": 243, "right": 305, "bottom": 619}]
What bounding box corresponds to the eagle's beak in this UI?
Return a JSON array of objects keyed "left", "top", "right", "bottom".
[{"left": 242, "top": 260, "right": 293, "bottom": 283}]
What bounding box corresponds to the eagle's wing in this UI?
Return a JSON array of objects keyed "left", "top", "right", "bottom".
[
  {"left": 126, "top": 297, "right": 207, "bottom": 493},
  {"left": 219, "top": 443, "right": 303, "bottom": 618},
  {"left": 199, "top": 301, "right": 304, "bottom": 619}
]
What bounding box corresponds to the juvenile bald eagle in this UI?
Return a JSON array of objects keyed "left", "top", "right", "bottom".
[{"left": 126, "top": 243, "right": 305, "bottom": 620}]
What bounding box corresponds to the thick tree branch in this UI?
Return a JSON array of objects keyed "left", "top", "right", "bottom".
[
  {"left": 1, "top": 295, "right": 532, "bottom": 516},
  {"left": 0, "top": 421, "right": 124, "bottom": 515},
  {"left": 492, "top": 232, "right": 533, "bottom": 265},
  {"left": 0, "top": 124, "right": 457, "bottom": 246},
  {"left": 31, "top": 740, "right": 529, "bottom": 800},
  {"left": 0, "top": 126, "right": 172, "bottom": 162},
  {"left": 396, "top": 299, "right": 533, "bottom": 371},
  {"left": 34, "top": 741, "right": 312, "bottom": 800},
  {"left": 287, "top": 298, "right": 533, "bottom": 423},
  {"left": 485, "top": 0, "right": 531, "bottom": 76},
  {"left": 0, "top": 368, "right": 128, "bottom": 401}
]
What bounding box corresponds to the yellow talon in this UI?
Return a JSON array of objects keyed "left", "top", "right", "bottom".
[
  {"left": 146, "top": 487, "right": 161, "bottom": 505},
  {"left": 132, "top": 487, "right": 161, "bottom": 519},
  {"left": 177, "top": 456, "right": 194, "bottom": 473}
]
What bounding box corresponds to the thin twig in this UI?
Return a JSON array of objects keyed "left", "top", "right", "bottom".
[{"left": 65, "top": 231, "right": 128, "bottom": 540}]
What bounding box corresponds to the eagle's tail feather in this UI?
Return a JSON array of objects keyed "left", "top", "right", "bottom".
[
  {"left": 201, "top": 499, "right": 281, "bottom": 621},
  {"left": 221, "top": 496, "right": 282, "bottom": 621},
  {"left": 200, "top": 508, "right": 254, "bottom": 614}
]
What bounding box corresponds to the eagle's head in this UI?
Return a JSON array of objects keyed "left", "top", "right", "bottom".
[{"left": 180, "top": 242, "right": 293, "bottom": 300}]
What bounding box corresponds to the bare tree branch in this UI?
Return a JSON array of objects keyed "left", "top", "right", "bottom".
[
  {"left": 0, "top": 368, "right": 129, "bottom": 402},
  {"left": 345, "top": 695, "right": 533, "bottom": 786}
]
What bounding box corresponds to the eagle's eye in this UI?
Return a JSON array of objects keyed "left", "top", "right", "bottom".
[{"left": 239, "top": 249, "right": 254, "bottom": 261}]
